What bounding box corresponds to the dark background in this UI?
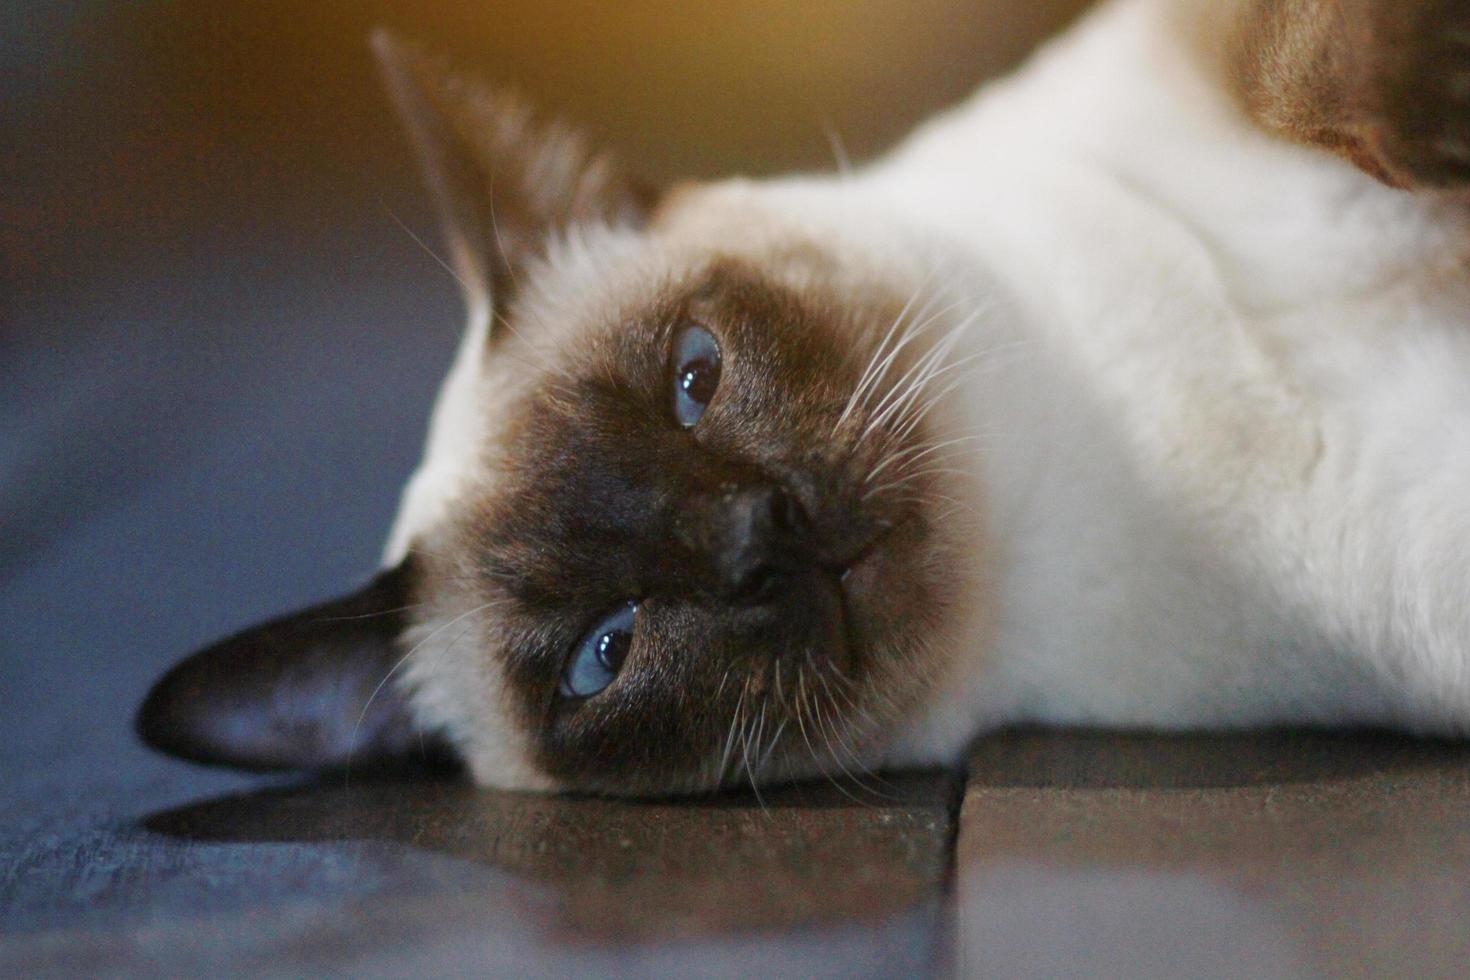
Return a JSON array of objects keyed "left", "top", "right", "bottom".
[{"left": 1, "top": 0, "right": 1088, "bottom": 958}]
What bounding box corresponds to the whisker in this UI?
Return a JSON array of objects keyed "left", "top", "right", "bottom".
[
  {"left": 852, "top": 295, "right": 965, "bottom": 430},
  {"left": 819, "top": 675, "right": 899, "bottom": 796},
  {"left": 859, "top": 308, "right": 980, "bottom": 446},
  {"left": 865, "top": 458, "right": 980, "bottom": 501},
  {"left": 758, "top": 716, "right": 790, "bottom": 772},
  {"left": 383, "top": 204, "right": 471, "bottom": 293},
  {"left": 811, "top": 674, "right": 887, "bottom": 800},
  {"left": 742, "top": 694, "right": 769, "bottom": 813},
  {"left": 822, "top": 119, "right": 854, "bottom": 178},
  {"left": 878, "top": 364, "right": 979, "bottom": 452},
  {"left": 834, "top": 272, "right": 935, "bottom": 435},
  {"left": 884, "top": 336, "right": 1035, "bottom": 447},
  {"left": 345, "top": 600, "right": 492, "bottom": 785},
  {"left": 864, "top": 433, "right": 987, "bottom": 488},
  {"left": 796, "top": 667, "right": 869, "bottom": 805},
  {"left": 717, "top": 683, "right": 749, "bottom": 786},
  {"left": 312, "top": 601, "right": 430, "bottom": 624},
  {"left": 381, "top": 202, "right": 553, "bottom": 376}
]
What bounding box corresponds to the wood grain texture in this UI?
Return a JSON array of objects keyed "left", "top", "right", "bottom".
[
  {"left": 954, "top": 730, "right": 1470, "bottom": 979},
  {"left": 142, "top": 772, "right": 960, "bottom": 940},
  {"left": 1, "top": 772, "right": 957, "bottom": 977}
]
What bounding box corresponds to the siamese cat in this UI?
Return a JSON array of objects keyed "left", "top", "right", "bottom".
[{"left": 139, "top": 0, "right": 1470, "bottom": 795}]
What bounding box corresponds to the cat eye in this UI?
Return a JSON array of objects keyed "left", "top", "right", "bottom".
[
  {"left": 671, "top": 324, "right": 722, "bottom": 428},
  {"left": 560, "top": 601, "right": 638, "bottom": 699}
]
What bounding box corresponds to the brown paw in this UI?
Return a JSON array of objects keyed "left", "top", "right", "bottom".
[{"left": 1353, "top": 2, "right": 1470, "bottom": 190}]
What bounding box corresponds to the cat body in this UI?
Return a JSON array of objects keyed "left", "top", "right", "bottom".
[
  {"left": 140, "top": 0, "right": 1470, "bottom": 793},
  {"left": 863, "top": 0, "right": 1470, "bottom": 764}
]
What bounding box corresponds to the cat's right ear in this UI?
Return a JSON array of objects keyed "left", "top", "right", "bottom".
[
  {"left": 135, "top": 559, "right": 456, "bottom": 774},
  {"left": 371, "top": 30, "right": 654, "bottom": 320}
]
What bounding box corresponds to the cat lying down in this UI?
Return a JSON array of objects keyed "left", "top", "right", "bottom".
[{"left": 139, "top": 0, "right": 1470, "bottom": 794}]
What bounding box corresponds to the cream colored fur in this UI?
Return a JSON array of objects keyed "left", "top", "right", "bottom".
[{"left": 388, "top": 0, "right": 1470, "bottom": 787}]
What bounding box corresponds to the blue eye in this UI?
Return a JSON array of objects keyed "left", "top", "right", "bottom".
[
  {"left": 560, "top": 601, "right": 638, "bottom": 699},
  {"left": 671, "top": 324, "right": 721, "bottom": 428}
]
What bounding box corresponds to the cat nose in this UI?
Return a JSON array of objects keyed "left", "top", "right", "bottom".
[{"left": 707, "top": 485, "right": 814, "bottom": 604}]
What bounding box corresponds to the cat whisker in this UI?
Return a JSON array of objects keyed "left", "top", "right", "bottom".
[
  {"left": 920, "top": 493, "right": 988, "bottom": 522},
  {"left": 486, "top": 171, "right": 525, "bottom": 306},
  {"left": 490, "top": 311, "right": 558, "bottom": 374},
  {"left": 834, "top": 272, "right": 938, "bottom": 436},
  {"left": 866, "top": 465, "right": 978, "bottom": 501},
  {"left": 811, "top": 673, "right": 887, "bottom": 800},
  {"left": 795, "top": 665, "right": 870, "bottom": 806},
  {"left": 742, "top": 695, "right": 769, "bottom": 813},
  {"left": 819, "top": 673, "right": 899, "bottom": 794},
  {"left": 400, "top": 547, "right": 512, "bottom": 591},
  {"left": 859, "top": 309, "right": 981, "bottom": 448},
  {"left": 792, "top": 668, "right": 829, "bottom": 782},
  {"left": 384, "top": 204, "right": 472, "bottom": 294},
  {"left": 822, "top": 119, "right": 854, "bottom": 179},
  {"left": 480, "top": 174, "right": 591, "bottom": 373},
  {"left": 717, "top": 682, "right": 748, "bottom": 788},
  {"left": 855, "top": 308, "right": 1021, "bottom": 470},
  {"left": 312, "top": 601, "right": 430, "bottom": 624},
  {"left": 839, "top": 290, "right": 958, "bottom": 441},
  {"left": 757, "top": 715, "right": 790, "bottom": 773},
  {"left": 875, "top": 365, "right": 978, "bottom": 458},
  {"left": 887, "top": 334, "right": 1036, "bottom": 446},
  {"left": 713, "top": 665, "right": 735, "bottom": 703},
  {"left": 851, "top": 295, "right": 966, "bottom": 430},
  {"left": 408, "top": 611, "right": 486, "bottom": 764},
  {"left": 345, "top": 600, "right": 492, "bottom": 785},
  {"left": 864, "top": 293, "right": 970, "bottom": 408},
  {"left": 863, "top": 429, "right": 989, "bottom": 489},
  {"left": 877, "top": 438, "right": 992, "bottom": 488}
]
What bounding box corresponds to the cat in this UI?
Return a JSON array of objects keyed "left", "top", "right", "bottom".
[{"left": 138, "top": 0, "right": 1470, "bottom": 795}]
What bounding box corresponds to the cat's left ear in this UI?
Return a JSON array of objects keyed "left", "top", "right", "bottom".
[
  {"left": 371, "top": 29, "right": 655, "bottom": 319},
  {"left": 136, "top": 560, "right": 454, "bottom": 773}
]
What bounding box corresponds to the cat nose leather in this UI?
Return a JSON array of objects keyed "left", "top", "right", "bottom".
[{"left": 696, "top": 484, "right": 815, "bottom": 604}]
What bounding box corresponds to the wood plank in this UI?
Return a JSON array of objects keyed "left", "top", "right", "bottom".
[{"left": 953, "top": 730, "right": 1470, "bottom": 979}]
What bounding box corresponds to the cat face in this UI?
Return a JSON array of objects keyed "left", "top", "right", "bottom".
[{"left": 136, "top": 34, "right": 989, "bottom": 794}]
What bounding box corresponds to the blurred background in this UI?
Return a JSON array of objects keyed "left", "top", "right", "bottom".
[
  {"left": 6, "top": 0, "right": 1095, "bottom": 294},
  {"left": 1, "top": 0, "right": 1088, "bottom": 935}
]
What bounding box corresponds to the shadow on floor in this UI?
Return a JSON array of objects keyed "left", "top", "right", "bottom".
[{"left": 140, "top": 769, "right": 958, "bottom": 942}]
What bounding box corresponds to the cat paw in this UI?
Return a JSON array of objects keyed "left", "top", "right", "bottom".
[{"left": 1355, "top": 3, "right": 1470, "bottom": 190}]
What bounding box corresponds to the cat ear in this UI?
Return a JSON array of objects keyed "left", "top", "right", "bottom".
[
  {"left": 136, "top": 560, "right": 454, "bottom": 773},
  {"left": 371, "top": 29, "right": 654, "bottom": 318}
]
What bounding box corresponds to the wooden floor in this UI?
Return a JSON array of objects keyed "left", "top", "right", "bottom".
[
  {"left": 7, "top": 3, "right": 1469, "bottom": 971},
  {"left": 5, "top": 730, "right": 1470, "bottom": 977}
]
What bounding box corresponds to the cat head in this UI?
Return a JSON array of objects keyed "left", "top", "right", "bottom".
[{"left": 137, "top": 33, "right": 991, "bottom": 795}]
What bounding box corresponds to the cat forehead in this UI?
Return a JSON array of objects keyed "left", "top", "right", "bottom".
[
  {"left": 386, "top": 178, "right": 910, "bottom": 557},
  {"left": 470, "top": 182, "right": 895, "bottom": 427},
  {"left": 512, "top": 180, "right": 878, "bottom": 341}
]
